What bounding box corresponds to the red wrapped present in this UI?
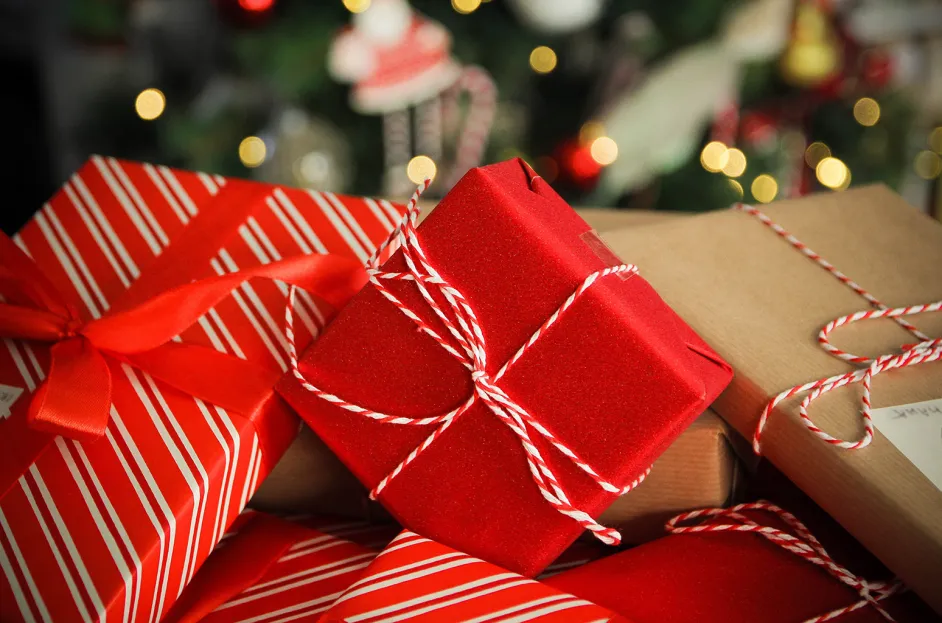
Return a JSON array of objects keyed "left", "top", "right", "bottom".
[
  {"left": 165, "top": 512, "right": 378, "bottom": 622},
  {"left": 277, "top": 158, "right": 732, "bottom": 576},
  {"left": 544, "top": 501, "right": 940, "bottom": 623},
  {"left": 0, "top": 157, "right": 404, "bottom": 622},
  {"left": 320, "top": 529, "right": 628, "bottom": 622}
]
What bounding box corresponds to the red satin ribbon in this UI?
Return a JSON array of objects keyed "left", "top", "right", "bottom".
[{"left": 0, "top": 231, "right": 367, "bottom": 494}]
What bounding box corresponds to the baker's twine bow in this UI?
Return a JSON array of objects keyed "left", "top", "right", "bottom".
[
  {"left": 667, "top": 501, "right": 904, "bottom": 623},
  {"left": 733, "top": 204, "right": 942, "bottom": 454},
  {"left": 286, "top": 179, "right": 650, "bottom": 546}
]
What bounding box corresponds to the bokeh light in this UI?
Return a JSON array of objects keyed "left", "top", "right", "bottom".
[
  {"left": 452, "top": 0, "right": 481, "bottom": 14},
  {"left": 929, "top": 127, "right": 942, "bottom": 154},
  {"left": 804, "top": 142, "right": 830, "bottom": 168},
  {"left": 700, "top": 141, "right": 729, "bottom": 173},
  {"left": 342, "top": 0, "right": 371, "bottom": 13},
  {"left": 721, "top": 148, "right": 747, "bottom": 177},
  {"left": 816, "top": 156, "right": 849, "bottom": 189},
  {"left": 853, "top": 97, "right": 880, "bottom": 127},
  {"left": 239, "top": 136, "right": 267, "bottom": 168},
  {"left": 914, "top": 150, "right": 942, "bottom": 180},
  {"left": 240, "top": 0, "right": 275, "bottom": 11},
  {"left": 751, "top": 174, "right": 778, "bottom": 203},
  {"left": 135, "top": 88, "right": 165, "bottom": 121},
  {"left": 579, "top": 121, "right": 606, "bottom": 145},
  {"left": 407, "top": 155, "right": 437, "bottom": 184},
  {"left": 590, "top": 137, "right": 618, "bottom": 166},
  {"left": 529, "top": 46, "right": 557, "bottom": 74}
]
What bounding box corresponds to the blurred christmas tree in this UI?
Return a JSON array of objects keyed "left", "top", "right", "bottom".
[{"left": 68, "top": 0, "right": 942, "bottom": 215}]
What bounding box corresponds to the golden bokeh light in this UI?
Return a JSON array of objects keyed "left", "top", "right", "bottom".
[
  {"left": 590, "top": 136, "right": 618, "bottom": 166},
  {"left": 914, "top": 150, "right": 942, "bottom": 180},
  {"left": 529, "top": 46, "right": 557, "bottom": 74},
  {"left": 727, "top": 178, "right": 744, "bottom": 198},
  {"left": 407, "top": 155, "right": 438, "bottom": 184},
  {"left": 343, "top": 0, "right": 371, "bottom": 13},
  {"left": 751, "top": 174, "right": 778, "bottom": 204},
  {"left": 804, "top": 141, "right": 830, "bottom": 168},
  {"left": 853, "top": 97, "right": 880, "bottom": 127},
  {"left": 929, "top": 127, "right": 942, "bottom": 154},
  {"left": 579, "top": 121, "right": 606, "bottom": 145},
  {"left": 700, "top": 141, "right": 729, "bottom": 173},
  {"left": 451, "top": 0, "right": 481, "bottom": 13},
  {"left": 721, "top": 148, "right": 747, "bottom": 177},
  {"left": 816, "top": 156, "right": 849, "bottom": 189},
  {"left": 135, "top": 88, "right": 166, "bottom": 121},
  {"left": 238, "top": 136, "right": 267, "bottom": 168}
]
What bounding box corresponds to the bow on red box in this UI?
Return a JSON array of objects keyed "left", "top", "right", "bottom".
[{"left": 0, "top": 226, "right": 366, "bottom": 497}]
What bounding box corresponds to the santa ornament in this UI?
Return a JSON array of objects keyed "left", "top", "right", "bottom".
[{"left": 328, "top": 0, "right": 496, "bottom": 197}]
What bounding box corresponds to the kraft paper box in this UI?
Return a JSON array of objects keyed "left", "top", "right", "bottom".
[
  {"left": 599, "top": 409, "right": 742, "bottom": 543},
  {"left": 600, "top": 186, "right": 942, "bottom": 613},
  {"left": 252, "top": 409, "right": 742, "bottom": 547},
  {"left": 0, "top": 157, "right": 404, "bottom": 622},
  {"left": 575, "top": 208, "right": 683, "bottom": 232}
]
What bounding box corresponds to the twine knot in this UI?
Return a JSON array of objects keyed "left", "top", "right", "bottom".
[{"left": 286, "top": 179, "right": 651, "bottom": 545}]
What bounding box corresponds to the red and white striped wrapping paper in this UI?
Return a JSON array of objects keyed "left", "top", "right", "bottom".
[
  {"left": 195, "top": 515, "right": 380, "bottom": 623},
  {"left": 320, "top": 530, "right": 625, "bottom": 623},
  {"left": 0, "top": 157, "right": 405, "bottom": 623}
]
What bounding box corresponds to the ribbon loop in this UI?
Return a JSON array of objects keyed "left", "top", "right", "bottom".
[
  {"left": 734, "top": 204, "right": 942, "bottom": 455},
  {"left": 0, "top": 230, "right": 367, "bottom": 446},
  {"left": 666, "top": 501, "right": 903, "bottom": 623},
  {"left": 287, "top": 180, "right": 650, "bottom": 545}
]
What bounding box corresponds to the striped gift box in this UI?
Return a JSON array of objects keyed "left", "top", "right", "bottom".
[
  {"left": 321, "top": 530, "right": 625, "bottom": 623},
  {"left": 0, "top": 157, "right": 405, "bottom": 623},
  {"left": 170, "top": 512, "right": 381, "bottom": 623}
]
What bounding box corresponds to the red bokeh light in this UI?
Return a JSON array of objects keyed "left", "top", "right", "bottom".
[{"left": 239, "top": 0, "right": 274, "bottom": 12}]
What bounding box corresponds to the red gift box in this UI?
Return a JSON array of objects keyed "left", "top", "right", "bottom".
[
  {"left": 277, "top": 159, "right": 732, "bottom": 576},
  {"left": 165, "top": 512, "right": 378, "bottom": 623},
  {"left": 543, "top": 502, "right": 940, "bottom": 623},
  {"left": 320, "top": 529, "right": 627, "bottom": 622},
  {"left": 0, "top": 157, "right": 404, "bottom": 622}
]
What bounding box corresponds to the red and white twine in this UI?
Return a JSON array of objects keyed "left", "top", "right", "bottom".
[
  {"left": 733, "top": 204, "right": 942, "bottom": 454},
  {"left": 286, "top": 179, "right": 649, "bottom": 545},
  {"left": 667, "top": 501, "right": 903, "bottom": 623}
]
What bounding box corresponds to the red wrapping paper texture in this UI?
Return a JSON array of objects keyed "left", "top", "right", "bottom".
[
  {"left": 0, "top": 158, "right": 405, "bottom": 622},
  {"left": 278, "top": 159, "right": 732, "bottom": 577},
  {"left": 544, "top": 511, "right": 941, "bottom": 623},
  {"left": 319, "top": 529, "right": 627, "bottom": 622}
]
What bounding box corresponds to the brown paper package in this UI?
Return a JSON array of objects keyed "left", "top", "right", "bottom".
[
  {"left": 601, "top": 185, "right": 942, "bottom": 613},
  {"left": 251, "top": 411, "right": 742, "bottom": 543},
  {"left": 599, "top": 409, "right": 742, "bottom": 543}
]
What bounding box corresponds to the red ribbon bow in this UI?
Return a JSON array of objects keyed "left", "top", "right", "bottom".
[{"left": 0, "top": 231, "right": 367, "bottom": 495}]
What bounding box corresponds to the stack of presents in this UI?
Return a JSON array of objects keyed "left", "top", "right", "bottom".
[{"left": 1, "top": 157, "right": 940, "bottom": 622}]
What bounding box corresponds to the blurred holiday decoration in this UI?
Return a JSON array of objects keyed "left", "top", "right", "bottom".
[
  {"left": 327, "top": 0, "right": 496, "bottom": 197},
  {"left": 257, "top": 109, "right": 354, "bottom": 192},
  {"left": 593, "top": 0, "right": 793, "bottom": 201},
  {"left": 779, "top": 1, "right": 842, "bottom": 87},
  {"left": 506, "top": 0, "right": 607, "bottom": 34},
  {"left": 57, "top": 0, "right": 940, "bottom": 218}
]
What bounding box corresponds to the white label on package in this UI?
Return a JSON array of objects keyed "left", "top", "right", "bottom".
[
  {"left": 0, "top": 384, "right": 24, "bottom": 418},
  {"left": 870, "top": 398, "right": 942, "bottom": 491}
]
